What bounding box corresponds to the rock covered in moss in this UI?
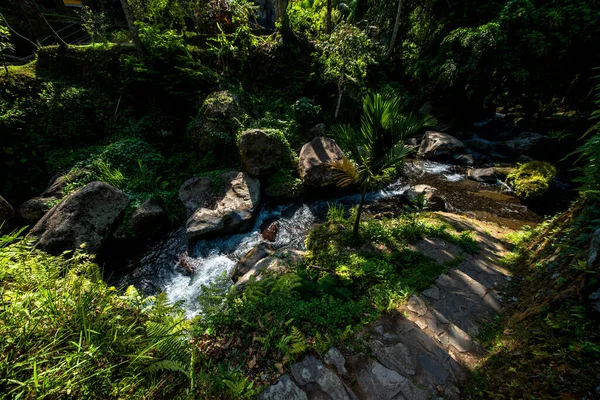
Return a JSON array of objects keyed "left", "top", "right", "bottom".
[
  {"left": 298, "top": 137, "right": 344, "bottom": 188},
  {"left": 419, "top": 131, "right": 465, "bottom": 160},
  {"left": 187, "top": 90, "right": 244, "bottom": 153},
  {"left": 186, "top": 172, "right": 260, "bottom": 241},
  {"left": 31, "top": 181, "right": 129, "bottom": 255},
  {"left": 239, "top": 129, "right": 294, "bottom": 176},
  {"left": 506, "top": 161, "right": 557, "bottom": 199}
]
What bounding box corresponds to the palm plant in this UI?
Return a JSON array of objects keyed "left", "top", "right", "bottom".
[{"left": 330, "top": 89, "right": 435, "bottom": 239}]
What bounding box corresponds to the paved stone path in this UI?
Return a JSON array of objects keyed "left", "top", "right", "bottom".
[{"left": 259, "top": 213, "right": 514, "bottom": 400}]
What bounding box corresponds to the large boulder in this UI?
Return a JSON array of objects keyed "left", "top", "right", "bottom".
[
  {"left": 404, "top": 185, "right": 446, "bottom": 211},
  {"left": 186, "top": 172, "right": 260, "bottom": 241},
  {"left": 130, "top": 199, "right": 168, "bottom": 236},
  {"left": 298, "top": 137, "right": 344, "bottom": 188},
  {"left": 31, "top": 182, "right": 129, "bottom": 255},
  {"left": 419, "top": 132, "right": 465, "bottom": 160},
  {"left": 239, "top": 129, "right": 292, "bottom": 176},
  {"left": 187, "top": 91, "right": 243, "bottom": 153},
  {"left": 0, "top": 195, "right": 14, "bottom": 225},
  {"left": 179, "top": 177, "right": 213, "bottom": 217},
  {"left": 259, "top": 375, "right": 307, "bottom": 400},
  {"left": 501, "top": 132, "right": 549, "bottom": 156},
  {"left": 467, "top": 168, "right": 497, "bottom": 183}
]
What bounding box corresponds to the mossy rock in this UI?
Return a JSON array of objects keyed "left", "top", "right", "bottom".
[
  {"left": 238, "top": 129, "right": 296, "bottom": 177},
  {"left": 506, "top": 161, "right": 557, "bottom": 199}
]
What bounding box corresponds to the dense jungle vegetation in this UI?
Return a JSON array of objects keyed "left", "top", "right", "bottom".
[{"left": 0, "top": 0, "right": 599, "bottom": 398}]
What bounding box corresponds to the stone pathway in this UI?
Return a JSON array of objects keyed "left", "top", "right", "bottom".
[{"left": 259, "top": 213, "right": 514, "bottom": 400}]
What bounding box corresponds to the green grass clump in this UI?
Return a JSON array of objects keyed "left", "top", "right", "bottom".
[
  {"left": 506, "top": 161, "right": 557, "bottom": 199},
  {"left": 0, "top": 230, "right": 193, "bottom": 399}
]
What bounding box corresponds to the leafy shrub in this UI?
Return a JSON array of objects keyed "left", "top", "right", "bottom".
[
  {"left": 265, "top": 169, "right": 303, "bottom": 199},
  {"left": 507, "top": 161, "right": 557, "bottom": 199}
]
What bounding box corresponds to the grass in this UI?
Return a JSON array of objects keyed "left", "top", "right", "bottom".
[{"left": 464, "top": 198, "right": 600, "bottom": 399}]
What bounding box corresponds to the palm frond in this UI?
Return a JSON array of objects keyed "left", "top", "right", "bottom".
[{"left": 329, "top": 157, "right": 361, "bottom": 187}]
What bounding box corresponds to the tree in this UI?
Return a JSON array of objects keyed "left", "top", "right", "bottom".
[
  {"left": 0, "top": 20, "right": 14, "bottom": 75},
  {"left": 274, "top": 0, "right": 290, "bottom": 33},
  {"left": 326, "top": 0, "right": 332, "bottom": 34},
  {"left": 318, "top": 23, "right": 374, "bottom": 119},
  {"left": 119, "top": 0, "right": 144, "bottom": 58},
  {"left": 330, "top": 89, "right": 435, "bottom": 239},
  {"left": 385, "top": 0, "right": 403, "bottom": 58}
]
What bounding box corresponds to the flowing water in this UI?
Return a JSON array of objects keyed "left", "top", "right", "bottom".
[{"left": 118, "top": 160, "right": 538, "bottom": 318}]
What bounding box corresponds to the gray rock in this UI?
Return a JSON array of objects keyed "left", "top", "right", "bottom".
[
  {"left": 422, "top": 287, "right": 441, "bottom": 300},
  {"left": 419, "top": 132, "right": 465, "bottom": 160},
  {"left": 467, "top": 168, "right": 497, "bottom": 183},
  {"left": 259, "top": 374, "right": 308, "bottom": 400},
  {"left": 19, "top": 197, "right": 54, "bottom": 225},
  {"left": 298, "top": 137, "right": 345, "bottom": 188},
  {"left": 447, "top": 325, "right": 474, "bottom": 353},
  {"left": 404, "top": 185, "right": 446, "bottom": 211},
  {"left": 324, "top": 347, "right": 347, "bottom": 375},
  {"left": 370, "top": 340, "right": 416, "bottom": 377},
  {"left": 31, "top": 182, "right": 129, "bottom": 255},
  {"left": 291, "top": 355, "right": 353, "bottom": 400},
  {"left": 453, "top": 154, "right": 474, "bottom": 166},
  {"left": 186, "top": 172, "right": 260, "bottom": 241},
  {"left": 588, "top": 228, "right": 600, "bottom": 270},
  {"left": 239, "top": 129, "right": 291, "bottom": 176},
  {"left": 355, "top": 360, "right": 427, "bottom": 400},
  {"left": 502, "top": 132, "right": 548, "bottom": 156},
  {"left": 407, "top": 295, "right": 428, "bottom": 316},
  {"left": 0, "top": 195, "right": 14, "bottom": 224},
  {"left": 130, "top": 199, "right": 168, "bottom": 236},
  {"left": 179, "top": 177, "right": 213, "bottom": 217}
]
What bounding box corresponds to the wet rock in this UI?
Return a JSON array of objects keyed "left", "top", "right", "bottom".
[
  {"left": 502, "top": 132, "right": 549, "bottom": 156},
  {"left": 305, "top": 123, "right": 327, "bottom": 139},
  {"left": 291, "top": 355, "right": 355, "bottom": 400},
  {"left": 468, "top": 168, "right": 497, "bottom": 183},
  {"left": 298, "top": 137, "right": 344, "bottom": 188},
  {"left": 0, "top": 195, "right": 15, "bottom": 224},
  {"left": 404, "top": 185, "right": 446, "bottom": 211},
  {"left": 235, "top": 248, "right": 305, "bottom": 288},
  {"left": 179, "top": 177, "right": 213, "bottom": 217},
  {"left": 232, "top": 242, "right": 274, "bottom": 280},
  {"left": 239, "top": 129, "right": 292, "bottom": 176},
  {"left": 353, "top": 359, "right": 427, "bottom": 400},
  {"left": 419, "top": 132, "right": 465, "bottom": 160},
  {"left": 261, "top": 221, "right": 279, "bottom": 242},
  {"left": 452, "top": 154, "right": 474, "bottom": 166},
  {"left": 31, "top": 182, "right": 129, "bottom": 255},
  {"left": 464, "top": 136, "right": 497, "bottom": 154},
  {"left": 130, "top": 199, "right": 168, "bottom": 236},
  {"left": 259, "top": 374, "right": 307, "bottom": 400},
  {"left": 186, "top": 172, "right": 260, "bottom": 241},
  {"left": 324, "top": 347, "right": 347, "bottom": 375}
]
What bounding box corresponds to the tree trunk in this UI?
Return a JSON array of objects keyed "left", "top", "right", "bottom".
[
  {"left": 119, "top": 0, "right": 144, "bottom": 58},
  {"left": 352, "top": 186, "right": 367, "bottom": 240},
  {"left": 386, "top": 0, "right": 403, "bottom": 58},
  {"left": 334, "top": 78, "right": 344, "bottom": 120},
  {"left": 326, "top": 0, "right": 332, "bottom": 34},
  {"left": 274, "top": 0, "right": 290, "bottom": 33}
]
